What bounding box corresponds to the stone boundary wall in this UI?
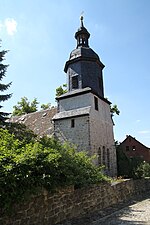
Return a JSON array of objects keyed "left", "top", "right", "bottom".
[{"left": 1, "top": 179, "right": 150, "bottom": 225}]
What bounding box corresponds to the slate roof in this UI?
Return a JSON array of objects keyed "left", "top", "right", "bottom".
[
  {"left": 53, "top": 106, "right": 91, "bottom": 120},
  {"left": 56, "top": 87, "right": 91, "bottom": 100},
  {"left": 64, "top": 47, "right": 104, "bottom": 73},
  {"left": 69, "top": 47, "right": 100, "bottom": 61},
  {"left": 9, "top": 107, "right": 57, "bottom": 137}
]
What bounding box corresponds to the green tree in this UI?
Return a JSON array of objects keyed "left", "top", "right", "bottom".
[
  {"left": 12, "top": 97, "right": 39, "bottom": 116},
  {"left": 110, "top": 104, "right": 120, "bottom": 117},
  {"left": 116, "top": 144, "right": 143, "bottom": 178},
  {"left": 6, "top": 122, "right": 37, "bottom": 143},
  {"left": 41, "top": 103, "right": 51, "bottom": 110},
  {"left": 0, "top": 43, "right": 12, "bottom": 125},
  {"left": 56, "top": 83, "right": 67, "bottom": 97},
  {"left": 116, "top": 145, "right": 131, "bottom": 177}
]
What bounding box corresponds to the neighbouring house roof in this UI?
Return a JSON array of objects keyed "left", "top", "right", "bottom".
[
  {"left": 118, "top": 135, "right": 150, "bottom": 163},
  {"left": 9, "top": 107, "right": 57, "bottom": 137},
  {"left": 120, "top": 135, "right": 150, "bottom": 150}
]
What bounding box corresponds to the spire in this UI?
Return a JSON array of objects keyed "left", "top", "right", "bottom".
[{"left": 75, "top": 16, "right": 90, "bottom": 48}]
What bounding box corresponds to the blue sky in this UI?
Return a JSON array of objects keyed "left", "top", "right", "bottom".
[{"left": 1, "top": 0, "right": 150, "bottom": 147}]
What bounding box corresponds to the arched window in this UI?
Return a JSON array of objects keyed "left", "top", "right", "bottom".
[
  {"left": 102, "top": 146, "right": 105, "bottom": 165},
  {"left": 107, "top": 148, "right": 110, "bottom": 170},
  {"left": 98, "top": 147, "right": 101, "bottom": 165}
]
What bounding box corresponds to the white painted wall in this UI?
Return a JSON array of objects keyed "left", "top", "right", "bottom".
[{"left": 58, "top": 93, "right": 92, "bottom": 112}]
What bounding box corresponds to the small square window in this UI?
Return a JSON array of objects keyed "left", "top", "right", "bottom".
[
  {"left": 71, "top": 119, "right": 75, "bottom": 128},
  {"left": 94, "top": 96, "right": 98, "bottom": 111}
]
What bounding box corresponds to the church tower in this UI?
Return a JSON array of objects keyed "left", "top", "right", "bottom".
[
  {"left": 53, "top": 17, "right": 117, "bottom": 176},
  {"left": 64, "top": 16, "right": 104, "bottom": 99}
]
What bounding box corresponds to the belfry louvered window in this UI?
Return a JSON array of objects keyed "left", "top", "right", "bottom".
[{"left": 72, "top": 76, "right": 78, "bottom": 89}]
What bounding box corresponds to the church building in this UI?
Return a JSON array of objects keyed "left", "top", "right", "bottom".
[{"left": 53, "top": 17, "right": 117, "bottom": 176}]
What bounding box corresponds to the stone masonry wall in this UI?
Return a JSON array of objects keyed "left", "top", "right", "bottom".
[
  {"left": 90, "top": 96, "right": 117, "bottom": 177},
  {"left": 54, "top": 115, "right": 90, "bottom": 152},
  {"left": 1, "top": 179, "right": 150, "bottom": 225}
]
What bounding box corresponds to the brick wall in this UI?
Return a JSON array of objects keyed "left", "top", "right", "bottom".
[
  {"left": 1, "top": 179, "right": 150, "bottom": 225},
  {"left": 119, "top": 135, "right": 150, "bottom": 162}
]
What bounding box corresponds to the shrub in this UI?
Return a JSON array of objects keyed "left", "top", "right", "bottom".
[
  {"left": 0, "top": 129, "right": 107, "bottom": 214},
  {"left": 134, "top": 161, "right": 150, "bottom": 178}
]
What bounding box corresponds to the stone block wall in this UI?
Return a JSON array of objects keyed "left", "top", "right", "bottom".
[
  {"left": 90, "top": 96, "right": 117, "bottom": 176},
  {"left": 1, "top": 179, "right": 150, "bottom": 225},
  {"left": 54, "top": 115, "right": 90, "bottom": 152}
]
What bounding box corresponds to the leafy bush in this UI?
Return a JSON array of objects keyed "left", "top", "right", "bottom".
[
  {"left": 0, "top": 129, "right": 107, "bottom": 214},
  {"left": 134, "top": 161, "right": 150, "bottom": 178}
]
